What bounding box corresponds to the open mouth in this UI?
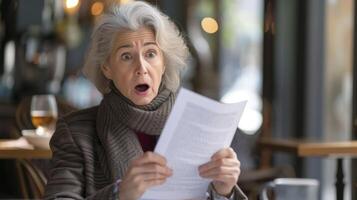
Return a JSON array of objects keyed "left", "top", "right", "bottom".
[{"left": 135, "top": 84, "right": 150, "bottom": 93}]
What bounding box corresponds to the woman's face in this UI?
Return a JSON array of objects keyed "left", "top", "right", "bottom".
[{"left": 102, "top": 27, "right": 165, "bottom": 106}]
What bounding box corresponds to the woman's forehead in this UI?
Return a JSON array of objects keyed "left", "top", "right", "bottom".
[{"left": 114, "top": 27, "right": 156, "bottom": 46}]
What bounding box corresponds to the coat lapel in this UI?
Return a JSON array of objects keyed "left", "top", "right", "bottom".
[{"left": 96, "top": 107, "right": 143, "bottom": 181}]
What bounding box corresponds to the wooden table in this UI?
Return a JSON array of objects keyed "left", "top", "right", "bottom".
[
  {"left": 0, "top": 139, "right": 52, "bottom": 159},
  {"left": 259, "top": 138, "right": 357, "bottom": 200},
  {"left": 0, "top": 148, "right": 52, "bottom": 159},
  {"left": 0, "top": 139, "right": 52, "bottom": 198}
]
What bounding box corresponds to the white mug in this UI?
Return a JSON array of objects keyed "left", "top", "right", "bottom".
[{"left": 260, "top": 178, "right": 319, "bottom": 200}]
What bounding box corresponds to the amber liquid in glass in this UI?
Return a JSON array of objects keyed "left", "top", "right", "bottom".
[{"left": 31, "top": 111, "right": 56, "bottom": 128}]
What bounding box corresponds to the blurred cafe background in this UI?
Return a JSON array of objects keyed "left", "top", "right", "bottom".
[{"left": 0, "top": 0, "right": 356, "bottom": 199}]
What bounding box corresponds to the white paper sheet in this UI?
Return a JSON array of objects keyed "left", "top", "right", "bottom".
[{"left": 141, "top": 88, "right": 247, "bottom": 200}]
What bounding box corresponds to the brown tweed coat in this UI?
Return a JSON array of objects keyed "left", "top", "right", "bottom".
[{"left": 44, "top": 106, "right": 247, "bottom": 200}]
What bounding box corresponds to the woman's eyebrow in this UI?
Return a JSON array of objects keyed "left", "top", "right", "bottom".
[
  {"left": 144, "top": 42, "right": 157, "bottom": 46},
  {"left": 114, "top": 44, "right": 133, "bottom": 55},
  {"left": 117, "top": 44, "right": 132, "bottom": 50},
  {"left": 116, "top": 41, "right": 157, "bottom": 51}
]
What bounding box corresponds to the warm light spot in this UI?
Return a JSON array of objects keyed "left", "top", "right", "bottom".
[
  {"left": 65, "top": 0, "right": 79, "bottom": 9},
  {"left": 91, "top": 2, "right": 104, "bottom": 16},
  {"left": 119, "top": 0, "right": 133, "bottom": 4},
  {"left": 201, "top": 17, "right": 219, "bottom": 34},
  {"left": 64, "top": 0, "right": 80, "bottom": 15}
]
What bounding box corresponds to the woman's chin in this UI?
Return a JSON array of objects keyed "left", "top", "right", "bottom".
[{"left": 131, "top": 96, "right": 155, "bottom": 106}]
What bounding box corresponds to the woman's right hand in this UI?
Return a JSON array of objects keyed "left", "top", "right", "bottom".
[{"left": 118, "top": 151, "right": 172, "bottom": 200}]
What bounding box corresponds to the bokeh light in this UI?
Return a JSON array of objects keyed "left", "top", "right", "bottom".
[
  {"left": 201, "top": 17, "right": 219, "bottom": 34},
  {"left": 91, "top": 2, "right": 104, "bottom": 16}
]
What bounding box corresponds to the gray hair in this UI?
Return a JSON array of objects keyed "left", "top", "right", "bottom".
[{"left": 83, "top": 1, "right": 189, "bottom": 94}]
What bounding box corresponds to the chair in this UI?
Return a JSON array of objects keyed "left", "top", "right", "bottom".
[
  {"left": 13, "top": 95, "right": 76, "bottom": 199},
  {"left": 15, "top": 159, "right": 47, "bottom": 199},
  {"left": 231, "top": 129, "right": 295, "bottom": 199}
]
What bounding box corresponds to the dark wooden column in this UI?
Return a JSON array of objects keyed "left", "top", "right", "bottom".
[
  {"left": 351, "top": 0, "right": 357, "bottom": 198},
  {"left": 261, "top": 0, "right": 275, "bottom": 168}
]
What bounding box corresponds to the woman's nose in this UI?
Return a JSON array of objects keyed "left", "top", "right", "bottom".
[{"left": 135, "top": 56, "right": 148, "bottom": 75}]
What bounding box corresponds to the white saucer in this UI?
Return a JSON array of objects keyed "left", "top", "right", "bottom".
[{"left": 22, "top": 129, "right": 51, "bottom": 149}]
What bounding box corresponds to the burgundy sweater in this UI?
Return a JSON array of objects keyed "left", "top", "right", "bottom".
[{"left": 135, "top": 132, "right": 157, "bottom": 152}]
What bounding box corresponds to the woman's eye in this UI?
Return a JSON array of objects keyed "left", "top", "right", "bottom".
[
  {"left": 121, "top": 53, "right": 132, "bottom": 61},
  {"left": 146, "top": 51, "right": 157, "bottom": 58}
]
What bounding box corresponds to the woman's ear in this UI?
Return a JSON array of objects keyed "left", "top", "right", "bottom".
[{"left": 101, "top": 65, "right": 112, "bottom": 79}]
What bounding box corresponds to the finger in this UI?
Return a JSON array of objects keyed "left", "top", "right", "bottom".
[
  {"left": 130, "top": 163, "right": 173, "bottom": 177},
  {"left": 129, "top": 172, "right": 169, "bottom": 187},
  {"left": 143, "top": 178, "right": 167, "bottom": 188},
  {"left": 199, "top": 166, "right": 240, "bottom": 178},
  {"left": 199, "top": 158, "right": 239, "bottom": 173},
  {"left": 141, "top": 172, "right": 171, "bottom": 181},
  {"left": 131, "top": 151, "right": 168, "bottom": 166},
  {"left": 210, "top": 174, "right": 238, "bottom": 184},
  {"left": 131, "top": 176, "right": 167, "bottom": 196},
  {"left": 211, "top": 148, "right": 237, "bottom": 161}
]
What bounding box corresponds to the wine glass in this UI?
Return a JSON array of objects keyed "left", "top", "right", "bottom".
[{"left": 30, "top": 95, "right": 58, "bottom": 136}]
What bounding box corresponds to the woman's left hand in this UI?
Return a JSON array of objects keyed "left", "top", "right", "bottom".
[{"left": 198, "top": 147, "right": 241, "bottom": 197}]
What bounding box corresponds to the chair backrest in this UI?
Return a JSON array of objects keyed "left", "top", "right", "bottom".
[{"left": 16, "top": 159, "right": 47, "bottom": 199}]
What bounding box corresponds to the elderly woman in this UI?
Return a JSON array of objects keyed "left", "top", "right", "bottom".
[{"left": 44, "top": 1, "right": 247, "bottom": 200}]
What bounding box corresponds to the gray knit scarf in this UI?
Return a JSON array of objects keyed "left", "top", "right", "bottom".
[{"left": 96, "top": 83, "right": 175, "bottom": 181}]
